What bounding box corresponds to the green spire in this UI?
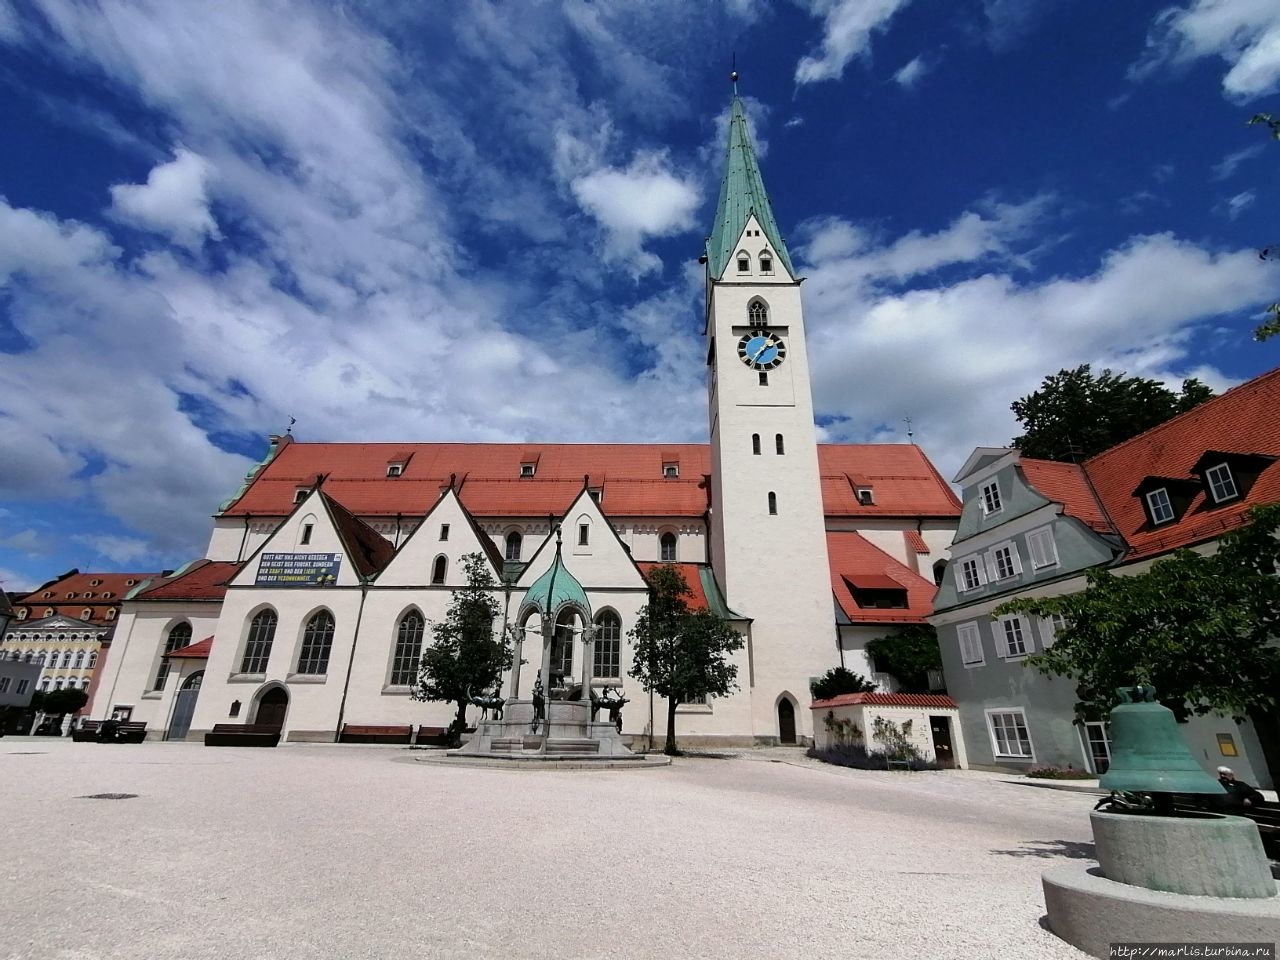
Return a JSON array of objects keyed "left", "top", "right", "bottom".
[
  {"left": 524, "top": 532, "right": 591, "bottom": 618},
  {"left": 705, "top": 96, "right": 796, "bottom": 282}
]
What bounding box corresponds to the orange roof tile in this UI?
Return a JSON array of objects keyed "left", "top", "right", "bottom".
[
  {"left": 14, "top": 569, "right": 162, "bottom": 624},
  {"left": 320, "top": 491, "right": 397, "bottom": 579},
  {"left": 1019, "top": 459, "right": 1112, "bottom": 532},
  {"left": 903, "top": 530, "right": 930, "bottom": 554},
  {"left": 635, "top": 562, "right": 710, "bottom": 612},
  {"left": 826, "top": 532, "right": 937, "bottom": 624},
  {"left": 811, "top": 692, "right": 956, "bottom": 709},
  {"left": 220, "top": 442, "right": 959, "bottom": 521},
  {"left": 1084, "top": 367, "right": 1280, "bottom": 560},
  {"left": 166, "top": 637, "right": 213, "bottom": 659},
  {"left": 136, "top": 560, "right": 241, "bottom": 601}
]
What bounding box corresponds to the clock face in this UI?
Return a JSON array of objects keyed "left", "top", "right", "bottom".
[{"left": 737, "top": 329, "right": 786, "bottom": 369}]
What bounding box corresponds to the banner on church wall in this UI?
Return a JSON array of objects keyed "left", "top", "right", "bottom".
[{"left": 255, "top": 553, "right": 342, "bottom": 586}]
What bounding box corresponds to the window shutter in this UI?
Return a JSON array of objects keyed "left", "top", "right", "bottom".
[
  {"left": 984, "top": 552, "right": 999, "bottom": 582},
  {"left": 1027, "top": 531, "right": 1046, "bottom": 568},
  {"left": 994, "top": 619, "right": 1010, "bottom": 658},
  {"left": 1010, "top": 546, "right": 1023, "bottom": 576}
]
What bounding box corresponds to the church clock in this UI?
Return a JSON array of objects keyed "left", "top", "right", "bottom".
[{"left": 736, "top": 329, "right": 785, "bottom": 370}]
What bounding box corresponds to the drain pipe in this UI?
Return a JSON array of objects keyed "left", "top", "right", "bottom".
[{"left": 333, "top": 578, "right": 370, "bottom": 742}]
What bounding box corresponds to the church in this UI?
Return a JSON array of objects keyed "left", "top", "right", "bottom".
[{"left": 89, "top": 93, "right": 961, "bottom": 748}]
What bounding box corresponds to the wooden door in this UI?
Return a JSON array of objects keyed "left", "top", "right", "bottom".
[
  {"left": 929, "top": 715, "right": 955, "bottom": 768},
  {"left": 778, "top": 699, "right": 796, "bottom": 744},
  {"left": 255, "top": 687, "right": 289, "bottom": 729},
  {"left": 167, "top": 671, "right": 204, "bottom": 740}
]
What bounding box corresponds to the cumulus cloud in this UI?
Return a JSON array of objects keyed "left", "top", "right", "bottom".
[
  {"left": 108, "top": 148, "right": 220, "bottom": 250},
  {"left": 72, "top": 534, "right": 153, "bottom": 565},
  {"left": 1132, "top": 1, "right": 1280, "bottom": 99},
  {"left": 795, "top": 0, "right": 913, "bottom": 85},
  {"left": 893, "top": 55, "right": 930, "bottom": 88}
]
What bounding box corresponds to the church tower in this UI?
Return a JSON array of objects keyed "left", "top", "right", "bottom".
[{"left": 705, "top": 88, "right": 837, "bottom": 743}]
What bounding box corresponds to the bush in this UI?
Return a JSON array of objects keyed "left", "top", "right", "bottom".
[
  {"left": 1026, "top": 765, "right": 1095, "bottom": 780},
  {"left": 806, "top": 743, "right": 940, "bottom": 772},
  {"left": 810, "top": 667, "right": 876, "bottom": 701}
]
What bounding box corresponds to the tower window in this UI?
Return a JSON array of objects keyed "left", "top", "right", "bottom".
[
  {"left": 578, "top": 523, "right": 590, "bottom": 547},
  {"left": 759, "top": 372, "right": 768, "bottom": 386},
  {"left": 768, "top": 492, "right": 778, "bottom": 515},
  {"left": 660, "top": 532, "right": 678, "bottom": 563},
  {"left": 439, "top": 524, "right": 450, "bottom": 541},
  {"left": 748, "top": 299, "right": 768, "bottom": 325},
  {"left": 431, "top": 556, "right": 447, "bottom": 585},
  {"left": 775, "top": 434, "right": 784, "bottom": 455},
  {"left": 752, "top": 434, "right": 761, "bottom": 455},
  {"left": 300, "top": 523, "right": 313, "bottom": 545},
  {"left": 505, "top": 531, "right": 523, "bottom": 561},
  {"left": 759, "top": 254, "right": 773, "bottom": 274},
  {"left": 737, "top": 252, "right": 750, "bottom": 273}
]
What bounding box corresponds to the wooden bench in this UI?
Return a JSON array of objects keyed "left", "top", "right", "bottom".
[
  {"left": 339, "top": 723, "right": 413, "bottom": 744},
  {"left": 1171, "top": 792, "right": 1280, "bottom": 860},
  {"left": 72, "top": 720, "right": 147, "bottom": 743},
  {"left": 415, "top": 725, "right": 451, "bottom": 746},
  {"left": 204, "top": 723, "right": 281, "bottom": 748}
]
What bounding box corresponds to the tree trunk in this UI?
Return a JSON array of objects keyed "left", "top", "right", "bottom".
[
  {"left": 452, "top": 699, "right": 468, "bottom": 747},
  {"left": 664, "top": 697, "right": 679, "bottom": 756}
]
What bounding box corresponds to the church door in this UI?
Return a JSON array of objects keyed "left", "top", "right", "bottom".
[
  {"left": 167, "top": 671, "right": 204, "bottom": 740},
  {"left": 778, "top": 699, "right": 796, "bottom": 744},
  {"left": 255, "top": 686, "right": 289, "bottom": 730}
]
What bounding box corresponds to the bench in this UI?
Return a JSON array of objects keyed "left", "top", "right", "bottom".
[
  {"left": 204, "top": 723, "right": 281, "bottom": 748},
  {"left": 415, "top": 725, "right": 451, "bottom": 746},
  {"left": 72, "top": 720, "right": 148, "bottom": 744},
  {"left": 339, "top": 723, "right": 413, "bottom": 744},
  {"left": 1171, "top": 792, "right": 1280, "bottom": 860}
]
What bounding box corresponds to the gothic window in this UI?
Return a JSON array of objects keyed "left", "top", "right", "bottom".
[
  {"left": 432, "top": 556, "right": 448, "bottom": 585},
  {"left": 775, "top": 434, "right": 784, "bottom": 455},
  {"left": 505, "top": 531, "right": 523, "bottom": 561},
  {"left": 578, "top": 523, "right": 590, "bottom": 547},
  {"left": 748, "top": 299, "right": 768, "bottom": 325},
  {"left": 768, "top": 492, "right": 778, "bottom": 515},
  {"left": 390, "top": 611, "right": 424, "bottom": 686},
  {"left": 240, "top": 609, "right": 278, "bottom": 674},
  {"left": 593, "top": 611, "right": 621, "bottom": 679},
  {"left": 155, "top": 622, "right": 192, "bottom": 690},
  {"left": 660, "top": 532, "right": 678, "bottom": 563},
  {"left": 297, "top": 610, "right": 335, "bottom": 675},
  {"left": 752, "top": 434, "right": 761, "bottom": 455}
]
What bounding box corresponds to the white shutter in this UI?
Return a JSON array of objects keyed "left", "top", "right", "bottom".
[
  {"left": 1009, "top": 545, "right": 1023, "bottom": 576},
  {"left": 984, "top": 551, "right": 999, "bottom": 582},
  {"left": 957, "top": 623, "right": 983, "bottom": 665},
  {"left": 994, "top": 618, "right": 1011, "bottom": 658}
]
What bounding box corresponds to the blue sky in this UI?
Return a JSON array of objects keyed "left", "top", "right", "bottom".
[{"left": 1, "top": 0, "right": 1278, "bottom": 591}]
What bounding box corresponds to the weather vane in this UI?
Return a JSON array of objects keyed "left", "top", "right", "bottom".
[
  {"left": 286, "top": 416, "right": 296, "bottom": 436},
  {"left": 731, "top": 53, "right": 738, "bottom": 94},
  {"left": 903, "top": 416, "right": 914, "bottom": 443}
]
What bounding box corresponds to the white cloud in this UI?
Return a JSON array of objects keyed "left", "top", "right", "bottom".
[
  {"left": 893, "top": 55, "right": 930, "bottom": 88},
  {"left": 794, "top": 0, "right": 913, "bottom": 86},
  {"left": 1211, "top": 142, "right": 1265, "bottom": 179},
  {"left": 1217, "top": 189, "right": 1257, "bottom": 219},
  {"left": 108, "top": 148, "right": 221, "bottom": 250},
  {"left": 0, "top": 568, "right": 37, "bottom": 592},
  {"left": 1132, "top": 0, "right": 1280, "bottom": 99},
  {"left": 72, "top": 534, "right": 153, "bottom": 564}
]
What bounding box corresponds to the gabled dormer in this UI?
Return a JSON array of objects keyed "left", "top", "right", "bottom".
[
  {"left": 1190, "top": 451, "right": 1276, "bottom": 508},
  {"left": 376, "top": 487, "right": 503, "bottom": 588},
  {"left": 385, "top": 450, "right": 412, "bottom": 478},
  {"left": 514, "top": 487, "right": 647, "bottom": 596},
  {"left": 1131, "top": 476, "right": 1199, "bottom": 527}
]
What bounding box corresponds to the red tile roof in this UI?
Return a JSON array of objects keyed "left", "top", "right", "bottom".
[
  {"left": 903, "top": 530, "right": 930, "bottom": 554},
  {"left": 1019, "top": 459, "right": 1112, "bottom": 532},
  {"left": 811, "top": 692, "right": 957, "bottom": 709},
  {"left": 826, "top": 532, "right": 937, "bottom": 624},
  {"left": 136, "top": 560, "right": 241, "bottom": 601},
  {"left": 166, "top": 637, "right": 213, "bottom": 659},
  {"left": 1083, "top": 367, "right": 1280, "bottom": 560},
  {"left": 219, "top": 440, "right": 960, "bottom": 521},
  {"left": 14, "top": 569, "right": 162, "bottom": 624},
  {"left": 320, "top": 491, "right": 398, "bottom": 579},
  {"left": 635, "top": 562, "right": 710, "bottom": 612}
]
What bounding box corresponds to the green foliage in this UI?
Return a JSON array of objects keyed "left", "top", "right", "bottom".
[
  {"left": 1247, "top": 114, "right": 1280, "bottom": 341},
  {"left": 995, "top": 504, "right": 1280, "bottom": 723},
  {"left": 1026, "top": 765, "right": 1093, "bottom": 780},
  {"left": 871, "top": 716, "right": 921, "bottom": 761},
  {"left": 31, "top": 688, "right": 89, "bottom": 716},
  {"left": 628, "top": 564, "right": 744, "bottom": 755},
  {"left": 822, "top": 710, "right": 863, "bottom": 745},
  {"left": 412, "top": 553, "right": 511, "bottom": 743},
  {"left": 1249, "top": 113, "right": 1280, "bottom": 140},
  {"left": 809, "top": 666, "right": 876, "bottom": 700},
  {"left": 1010, "top": 364, "right": 1215, "bottom": 461},
  {"left": 865, "top": 625, "right": 943, "bottom": 693}
]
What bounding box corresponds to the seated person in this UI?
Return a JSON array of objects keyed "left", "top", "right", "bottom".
[{"left": 1218, "top": 766, "right": 1267, "bottom": 808}]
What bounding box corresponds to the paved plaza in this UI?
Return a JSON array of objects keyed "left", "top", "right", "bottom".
[{"left": 2, "top": 741, "right": 1094, "bottom": 959}]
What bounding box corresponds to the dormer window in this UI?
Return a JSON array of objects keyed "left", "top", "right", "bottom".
[
  {"left": 856, "top": 487, "right": 874, "bottom": 506},
  {"left": 1205, "top": 463, "right": 1239, "bottom": 503},
  {"left": 520, "top": 464, "right": 535, "bottom": 478},
  {"left": 294, "top": 488, "right": 309, "bottom": 504},
  {"left": 90, "top": 579, "right": 101, "bottom": 587},
  {"left": 588, "top": 488, "right": 602, "bottom": 504},
  {"left": 44, "top": 608, "right": 54, "bottom": 617},
  {"left": 16, "top": 608, "right": 27, "bottom": 620},
  {"left": 82, "top": 608, "right": 92, "bottom": 619},
  {"left": 386, "top": 464, "right": 403, "bottom": 477},
  {"left": 105, "top": 609, "right": 116, "bottom": 620},
  {"left": 980, "top": 480, "right": 1003, "bottom": 516},
  {"left": 759, "top": 253, "right": 773, "bottom": 275},
  {"left": 737, "top": 252, "right": 750, "bottom": 273},
  {"left": 663, "top": 464, "right": 679, "bottom": 479},
  {"left": 1146, "top": 488, "right": 1175, "bottom": 525}
]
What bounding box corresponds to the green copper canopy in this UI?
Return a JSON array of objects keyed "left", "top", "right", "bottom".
[
  {"left": 523, "top": 540, "right": 591, "bottom": 618},
  {"left": 705, "top": 96, "right": 796, "bottom": 282}
]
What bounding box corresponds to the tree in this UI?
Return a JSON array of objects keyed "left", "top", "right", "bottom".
[
  {"left": 628, "top": 565, "right": 744, "bottom": 755},
  {"left": 1011, "top": 364, "right": 1214, "bottom": 461},
  {"left": 32, "top": 688, "right": 89, "bottom": 717},
  {"left": 809, "top": 666, "right": 876, "bottom": 701},
  {"left": 411, "top": 553, "right": 511, "bottom": 745},
  {"left": 994, "top": 504, "right": 1280, "bottom": 723},
  {"left": 1246, "top": 113, "right": 1280, "bottom": 342},
  {"left": 865, "top": 624, "right": 943, "bottom": 693}
]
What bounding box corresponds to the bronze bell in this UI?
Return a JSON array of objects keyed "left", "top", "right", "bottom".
[{"left": 1098, "top": 685, "right": 1226, "bottom": 795}]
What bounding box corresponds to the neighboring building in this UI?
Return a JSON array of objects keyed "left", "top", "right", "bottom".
[
  {"left": 0, "top": 590, "right": 13, "bottom": 643},
  {"left": 1, "top": 569, "right": 160, "bottom": 700},
  {"left": 810, "top": 692, "right": 966, "bottom": 767},
  {"left": 90, "top": 92, "right": 962, "bottom": 747},
  {"left": 0, "top": 659, "right": 41, "bottom": 712},
  {"left": 932, "top": 368, "right": 1280, "bottom": 784}
]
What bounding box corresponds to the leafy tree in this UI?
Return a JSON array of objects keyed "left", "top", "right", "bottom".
[
  {"left": 809, "top": 666, "right": 876, "bottom": 701},
  {"left": 865, "top": 625, "right": 943, "bottom": 693},
  {"left": 995, "top": 504, "right": 1280, "bottom": 723},
  {"left": 628, "top": 564, "right": 744, "bottom": 755},
  {"left": 1011, "top": 364, "right": 1214, "bottom": 461},
  {"left": 1246, "top": 113, "right": 1280, "bottom": 342},
  {"left": 411, "top": 553, "right": 511, "bottom": 745},
  {"left": 32, "top": 688, "right": 89, "bottom": 716}
]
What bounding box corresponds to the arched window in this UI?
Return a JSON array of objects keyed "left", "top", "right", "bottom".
[
  {"left": 551, "top": 610, "right": 577, "bottom": 682},
  {"left": 760, "top": 253, "right": 773, "bottom": 274},
  {"left": 431, "top": 556, "right": 447, "bottom": 585},
  {"left": 932, "top": 559, "right": 948, "bottom": 587},
  {"left": 391, "top": 611, "right": 424, "bottom": 686},
  {"left": 23, "top": 650, "right": 33, "bottom": 663},
  {"left": 73, "top": 650, "right": 85, "bottom": 669},
  {"left": 105, "top": 609, "right": 116, "bottom": 620},
  {"left": 39, "top": 677, "right": 50, "bottom": 692},
  {"left": 737, "top": 252, "right": 750, "bottom": 273},
  {"left": 768, "top": 492, "right": 778, "bottom": 515},
  {"left": 752, "top": 434, "right": 761, "bottom": 456},
  {"left": 54, "top": 678, "right": 64, "bottom": 691},
  {"left": 297, "top": 610, "right": 336, "bottom": 675},
  {"left": 154, "top": 622, "right": 192, "bottom": 691},
  {"left": 80, "top": 677, "right": 91, "bottom": 689},
  {"left": 593, "top": 611, "right": 622, "bottom": 679},
  {"left": 505, "top": 531, "right": 523, "bottom": 561},
  {"left": 82, "top": 608, "right": 92, "bottom": 619},
  {"left": 61, "top": 649, "right": 73, "bottom": 669},
  {"left": 775, "top": 434, "right": 785, "bottom": 455},
  {"left": 748, "top": 299, "right": 768, "bottom": 326},
  {"left": 660, "top": 532, "right": 678, "bottom": 563},
  {"left": 87, "top": 651, "right": 98, "bottom": 669},
  {"left": 240, "top": 609, "right": 278, "bottom": 674}
]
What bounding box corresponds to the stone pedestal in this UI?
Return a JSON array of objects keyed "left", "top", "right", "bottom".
[{"left": 449, "top": 699, "right": 639, "bottom": 761}]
